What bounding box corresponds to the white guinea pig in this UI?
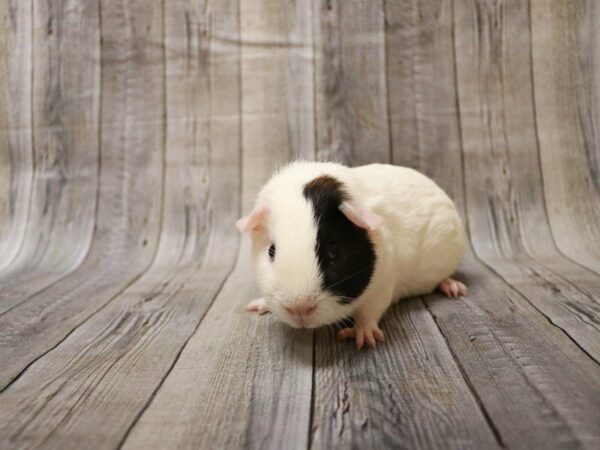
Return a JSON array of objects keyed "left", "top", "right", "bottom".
[{"left": 237, "top": 161, "right": 466, "bottom": 348}]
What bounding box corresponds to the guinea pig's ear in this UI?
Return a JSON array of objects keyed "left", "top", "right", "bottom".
[
  {"left": 339, "top": 201, "right": 384, "bottom": 231},
  {"left": 236, "top": 203, "right": 269, "bottom": 233}
]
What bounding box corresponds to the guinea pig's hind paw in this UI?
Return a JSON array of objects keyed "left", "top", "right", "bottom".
[
  {"left": 245, "top": 298, "right": 270, "bottom": 315},
  {"left": 438, "top": 278, "right": 468, "bottom": 298},
  {"left": 337, "top": 323, "right": 385, "bottom": 349}
]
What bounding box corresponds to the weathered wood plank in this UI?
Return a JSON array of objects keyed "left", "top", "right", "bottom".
[
  {"left": 314, "top": 0, "right": 390, "bottom": 165},
  {"left": 123, "top": 244, "right": 313, "bottom": 450},
  {"left": 0, "top": 0, "right": 100, "bottom": 314},
  {"left": 239, "top": 0, "right": 315, "bottom": 210},
  {"left": 385, "top": 2, "right": 600, "bottom": 448},
  {"left": 454, "top": 0, "right": 600, "bottom": 362},
  {"left": 311, "top": 299, "right": 500, "bottom": 449},
  {"left": 386, "top": 0, "right": 462, "bottom": 180},
  {"left": 426, "top": 253, "right": 600, "bottom": 450},
  {"left": 0, "top": 0, "right": 164, "bottom": 390},
  {"left": 310, "top": 3, "right": 504, "bottom": 447},
  {"left": 0, "top": 0, "right": 32, "bottom": 273},
  {"left": 284, "top": 0, "right": 316, "bottom": 160},
  {"left": 0, "top": 1, "right": 242, "bottom": 447},
  {"left": 1, "top": 0, "right": 600, "bottom": 448},
  {"left": 531, "top": 0, "right": 600, "bottom": 274},
  {"left": 122, "top": 2, "right": 314, "bottom": 449},
  {"left": 0, "top": 126, "right": 239, "bottom": 450},
  {"left": 310, "top": 3, "right": 499, "bottom": 448}
]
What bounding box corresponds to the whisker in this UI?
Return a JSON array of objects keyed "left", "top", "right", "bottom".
[{"left": 322, "top": 266, "right": 371, "bottom": 291}]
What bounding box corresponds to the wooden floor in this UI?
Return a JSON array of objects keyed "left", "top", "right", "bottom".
[{"left": 1, "top": 1, "right": 600, "bottom": 449}]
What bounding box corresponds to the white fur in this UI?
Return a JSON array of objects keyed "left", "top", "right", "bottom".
[{"left": 244, "top": 161, "right": 465, "bottom": 329}]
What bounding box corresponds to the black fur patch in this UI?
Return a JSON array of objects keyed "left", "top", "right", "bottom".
[{"left": 303, "top": 175, "right": 376, "bottom": 304}]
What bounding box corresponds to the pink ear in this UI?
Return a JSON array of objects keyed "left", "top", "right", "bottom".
[
  {"left": 339, "top": 201, "right": 384, "bottom": 231},
  {"left": 236, "top": 204, "right": 269, "bottom": 232}
]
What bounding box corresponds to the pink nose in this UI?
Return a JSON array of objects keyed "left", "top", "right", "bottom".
[{"left": 284, "top": 304, "right": 317, "bottom": 317}]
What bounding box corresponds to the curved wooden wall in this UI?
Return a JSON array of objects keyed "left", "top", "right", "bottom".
[{"left": 0, "top": 1, "right": 599, "bottom": 448}]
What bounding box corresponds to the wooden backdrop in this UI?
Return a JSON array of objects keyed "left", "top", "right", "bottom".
[{"left": 1, "top": 1, "right": 599, "bottom": 449}]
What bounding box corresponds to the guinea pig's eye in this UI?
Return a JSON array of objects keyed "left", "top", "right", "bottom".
[
  {"left": 268, "top": 244, "right": 276, "bottom": 261},
  {"left": 326, "top": 239, "right": 338, "bottom": 262}
]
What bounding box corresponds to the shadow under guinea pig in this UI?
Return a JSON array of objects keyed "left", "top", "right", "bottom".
[{"left": 255, "top": 268, "right": 474, "bottom": 369}]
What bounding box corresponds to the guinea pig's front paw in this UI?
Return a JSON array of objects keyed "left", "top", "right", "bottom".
[
  {"left": 337, "top": 322, "right": 385, "bottom": 349},
  {"left": 245, "top": 297, "right": 270, "bottom": 315}
]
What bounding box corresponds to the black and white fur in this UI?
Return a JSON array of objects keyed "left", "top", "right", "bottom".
[{"left": 238, "top": 161, "right": 466, "bottom": 348}]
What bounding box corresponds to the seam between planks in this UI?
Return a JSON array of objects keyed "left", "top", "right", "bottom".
[
  {"left": 310, "top": 0, "right": 318, "bottom": 436},
  {"left": 237, "top": 0, "right": 244, "bottom": 203},
  {"left": 423, "top": 298, "right": 506, "bottom": 448},
  {"left": 307, "top": 330, "right": 316, "bottom": 450},
  {"left": 382, "top": 0, "right": 394, "bottom": 165},
  {"left": 310, "top": 0, "right": 321, "bottom": 160},
  {"left": 0, "top": 259, "right": 95, "bottom": 318},
  {"left": 90, "top": 0, "right": 104, "bottom": 278}
]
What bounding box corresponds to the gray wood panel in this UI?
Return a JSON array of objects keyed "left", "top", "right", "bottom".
[
  {"left": 0, "top": 0, "right": 164, "bottom": 390},
  {"left": 311, "top": 299, "right": 500, "bottom": 449},
  {"left": 0, "top": 0, "right": 100, "bottom": 315},
  {"left": 314, "top": 0, "right": 390, "bottom": 164},
  {"left": 388, "top": 2, "right": 600, "bottom": 449},
  {"left": 1, "top": 0, "right": 600, "bottom": 449},
  {"left": 312, "top": 5, "right": 502, "bottom": 443},
  {"left": 532, "top": 1, "right": 600, "bottom": 274},
  {"left": 455, "top": 0, "right": 600, "bottom": 361},
  {"left": 123, "top": 243, "right": 313, "bottom": 450},
  {"left": 0, "top": 0, "right": 32, "bottom": 273},
  {"left": 123, "top": 2, "right": 315, "bottom": 447},
  {"left": 0, "top": 1, "right": 242, "bottom": 447}
]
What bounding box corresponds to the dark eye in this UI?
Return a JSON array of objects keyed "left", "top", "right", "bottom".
[
  {"left": 326, "top": 239, "right": 338, "bottom": 262},
  {"left": 268, "top": 244, "right": 276, "bottom": 261}
]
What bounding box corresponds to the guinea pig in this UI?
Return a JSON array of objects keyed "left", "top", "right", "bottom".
[{"left": 237, "top": 161, "right": 466, "bottom": 348}]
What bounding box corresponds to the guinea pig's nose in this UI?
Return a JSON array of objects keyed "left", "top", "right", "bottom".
[{"left": 284, "top": 304, "right": 317, "bottom": 317}]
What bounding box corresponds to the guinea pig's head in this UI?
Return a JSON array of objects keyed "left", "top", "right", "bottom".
[{"left": 237, "top": 174, "right": 383, "bottom": 329}]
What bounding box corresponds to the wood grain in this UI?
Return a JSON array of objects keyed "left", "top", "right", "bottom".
[
  {"left": 314, "top": 0, "right": 390, "bottom": 165},
  {"left": 454, "top": 0, "right": 600, "bottom": 362},
  {"left": 311, "top": 299, "right": 499, "bottom": 449},
  {"left": 123, "top": 3, "right": 315, "bottom": 447},
  {"left": 239, "top": 0, "right": 315, "bottom": 211},
  {"left": 123, "top": 243, "right": 313, "bottom": 450},
  {"left": 386, "top": 2, "right": 600, "bottom": 449},
  {"left": 0, "top": 0, "right": 242, "bottom": 447},
  {"left": 425, "top": 256, "right": 600, "bottom": 450},
  {"left": 0, "top": 0, "right": 100, "bottom": 315},
  {"left": 1, "top": 0, "right": 600, "bottom": 449},
  {"left": 0, "top": 0, "right": 164, "bottom": 390},
  {"left": 531, "top": 1, "right": 600, "bottom": 274},
  {"left": 0, "top": 0, "right": 32, "bottom": 273},
  {"left": 385, "top": 0, "right": 464, "bottom": 200},
  {"left": 312, "top": 5, "right": 501, "bottom": 446}
]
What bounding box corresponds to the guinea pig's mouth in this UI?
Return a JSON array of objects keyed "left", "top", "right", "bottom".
[
  {"left": 287, "top": 318, "right": 320, "bottom": 329},
  {"left": 282, "top": 314, "right": 313, "bottom": 329}
]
